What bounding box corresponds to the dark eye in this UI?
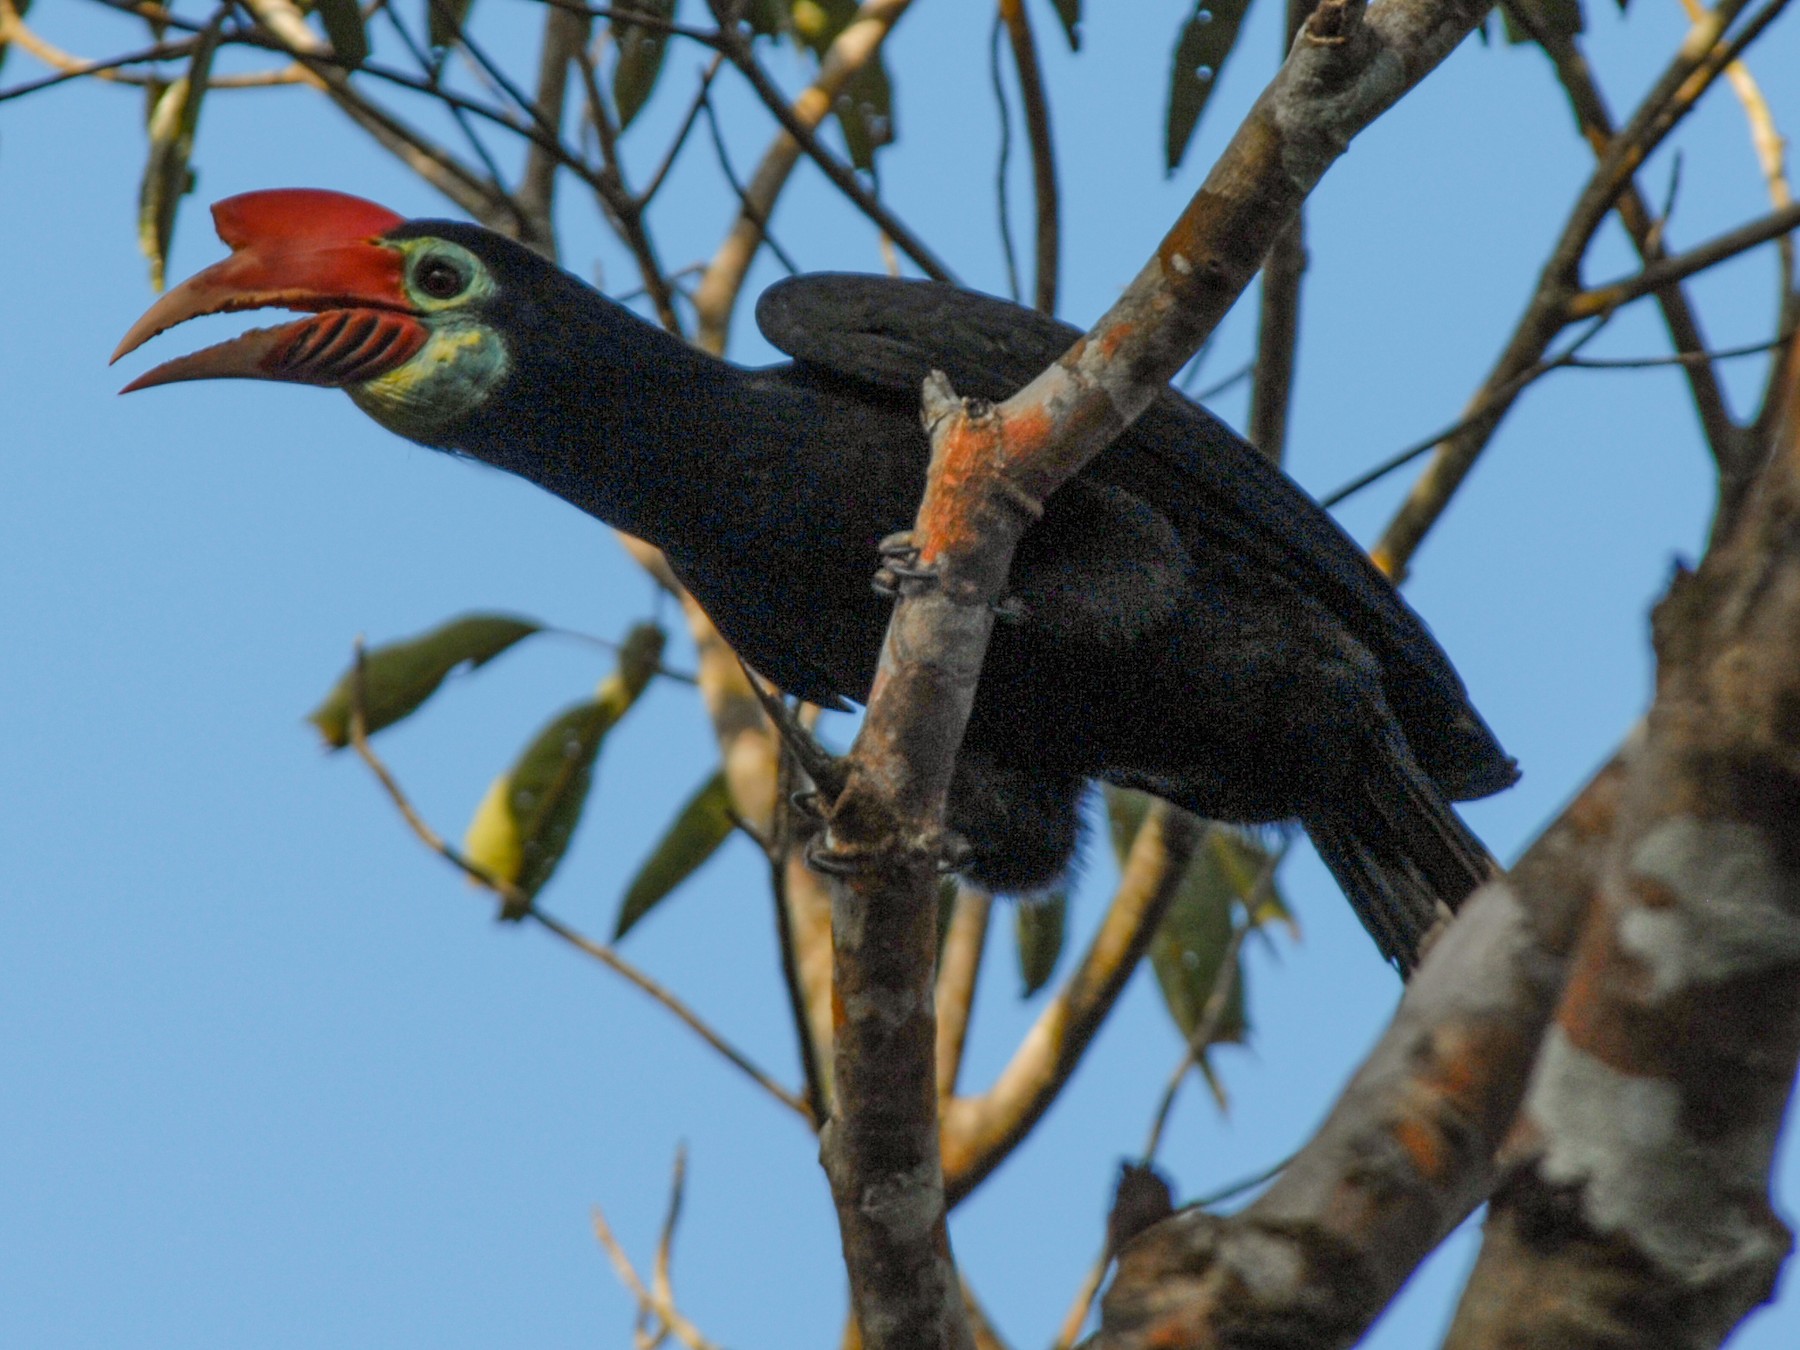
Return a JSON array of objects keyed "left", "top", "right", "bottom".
[{"left": 416, "top": 254, "right": 470, "bottom": 301}]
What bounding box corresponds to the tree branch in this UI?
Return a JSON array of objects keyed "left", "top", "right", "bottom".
[
  {"left": 1093, "top": 753, "right": 1625, "bottom": 1347},
  {"left": 1371, "top": 0, "right": 1786, "bottom": 579},
  {"left": 1442, "top": 306, "right": 1800, "bottom": 1350},
  {"left": 693, "top": 0, "right": 950, "bottom": 354},
  {"left": 816, "top": 3, "right": 1503, "bottom": 1340},
  {"left": 998, "top": 0, "right": 1059, "bottom": 314},
  {"left": 940, "top": 803, "right": 1203, "bottom": 1204}
]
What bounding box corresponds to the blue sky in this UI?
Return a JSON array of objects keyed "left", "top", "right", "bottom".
[{"left": 4, "top": 1, "right": 1797, "bottom": 1345}]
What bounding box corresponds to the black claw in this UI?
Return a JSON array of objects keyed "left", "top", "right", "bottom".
[
  {"left": 804, "top": 833, "right": 866, "bottom": 877},
  {"left": 990, "top": 595, "right": 1026, "bottom": 624},
  {"left": 789, "top": 788, "right": 826, "bottom": 821}
]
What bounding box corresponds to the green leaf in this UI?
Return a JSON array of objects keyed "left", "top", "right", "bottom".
[
  {"left": 833, "top": 56, "right": 894, "bottom": 171},
  {"left": 788, "top": 0, "right": 854, "bottom": 52},
  {"left": 1104, "top": 785, "right": 1155, "bottom": 863},
  {"left": 1149, "top": 830, "right": 1265, "bottom": 1052},
  {"left": 1165, "top": 0, "right": 1253, "bottom": 175},
  {"left": 137, "top": 19, "right": 220, "bottom": 291},
  {"left": 463, "top": 624, "right": 666, "bottom": 915},
  {"left": 612, "top": 0, "right": 678, "bottom": 130},
  {"left": 614, "top": 769, "right": 735, "bottom": 939},
  {"left": 315, "top": 0, "right": 369, "bottom": 68},
  {"left": 308, "top": 613, "right": 542, "bottom": 749},
  {"left": 1500, "top": 0, "right": 1585, "bottom": 44},
  {"left": 427, "top": 0, "right": 475, "bottom": 51},
  {"left": 1049, "top": 0, "right": 1082, "bottom": 51},
  {"left": 1014, "top": 890, "right": 1068, "bottom": 996}
]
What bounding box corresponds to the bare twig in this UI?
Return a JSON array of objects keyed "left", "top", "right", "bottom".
[
  {"left": 517, "top": 2, "right": 593, "bottom": 257},
  {"left": 693, "top": 0, "right": 950, "bottom": 355},
  {"left": 1570, "top": 199, "right": 1800, "bottom": 317},
  {"left": 935, "top": 887, "right": 993, "bottom": 1102},
  {"left": 998, "top": 0, "right": 1059, "bottom": 314},
  {"left": 941, "top": 804, "right": 1205, "bottom": 1204},
  {"left": 1247, "top": 0, "right": 1316, "bottom": 465},
  {"left": 343, "top": 642, "right": 810, "bottom": 1122},
  {"left": 592, "top": 1174, "right": 722, "bottom": 1350},
  {"left": 1372, "top": 0, "right": 1788, "bottom": 578}
]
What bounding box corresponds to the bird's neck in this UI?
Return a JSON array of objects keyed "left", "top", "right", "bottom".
[{"left": 444, "top": 298, "right": 778, "bottom": 548}]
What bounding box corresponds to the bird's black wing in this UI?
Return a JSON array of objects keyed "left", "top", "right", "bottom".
[{"left": 756, "top": 273, "right": 1515, "bottom": 797}]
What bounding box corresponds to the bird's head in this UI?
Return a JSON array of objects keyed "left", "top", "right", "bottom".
[{"left": 113, "top": 188, "right": 514, "bottom": 441}]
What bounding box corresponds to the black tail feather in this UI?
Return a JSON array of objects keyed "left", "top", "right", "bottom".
[{"left": 1303, "top": 729, "right": 1497, "bottom": 974}]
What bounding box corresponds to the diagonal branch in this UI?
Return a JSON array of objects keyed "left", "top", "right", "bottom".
[
  {"left": 692, "top": 0, "right": 950, "bottom": 354},
  {"left": 817, "top": 3, "right": 1502, "bottom": 1342},
  {"left": 1372, "top": 0, "right": 1789, "bottom": 579},
  {"left": 940, "top": 804, "right": 1203, "bottom": 1204}
]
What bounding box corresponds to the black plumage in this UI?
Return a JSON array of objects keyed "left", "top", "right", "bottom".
[{"left": 383, "top": 222, "right": 1516, "bottom": 969}]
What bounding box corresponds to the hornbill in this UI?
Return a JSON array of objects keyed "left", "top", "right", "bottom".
[{"left": 114, "top": 188, "right": 1517, "bottom": 971}]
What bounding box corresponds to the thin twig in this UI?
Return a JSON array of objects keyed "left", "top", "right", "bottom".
[
  {"left": 988, "top": 13, "right": 1022, "bottom": 305},
  {"left": 640, "top": 55, "right": 726, "bottom": 207},
  {"left": 701, "top": 87, "right": 802, "bottom": 276},
  {"left": 999, "top": 0, "right": 1059, "bottom": 313},
  {"left": 1323, "top": 315, "right": 1614, "bottom": 508},
  {"left": 1570, "top": 198, "right": 1800, "bottom": 317},
  {"left": 591, "top": 1191, "right": 722, "bottom": 1350},
  {"left": 343, "top": 643, "right": 810, "bottom": 1122},
  {"left": 935, "top": 887, "right": 993, "bottom": 1101},
  {"left": 1141, "top": 922, "right": 1252, "bottom": 1163}
]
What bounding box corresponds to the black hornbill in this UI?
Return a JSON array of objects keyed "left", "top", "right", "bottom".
[{"left": 114, "top": 188, "right": 1517, "bottom": 971}]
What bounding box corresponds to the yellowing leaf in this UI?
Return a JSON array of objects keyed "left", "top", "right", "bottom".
[
  {"left": 137, "top": 19, "right": 220, "bottom": 291},
  {"left": 461, "top": 623, "right": 666, "bottom": 917},
  {"left": 614, "top": 769, "right": 735, "bottom": 939},
  {"left": 308, "top": 613, "right": 542, "bottom": 749}
]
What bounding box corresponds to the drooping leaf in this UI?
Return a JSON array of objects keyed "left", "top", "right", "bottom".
[
  {"left": 307, "top": 613, "right": 542, "bottom": 748},
  {"left": 788, "top": 0, "right": 851, "bottom": 50},
  {"left": 614, "top": 769, "right": 735, "bottom": 939},
  {"left": 743, "top": 0, "right": 787, "bottom": 38},
  {"left": 784, "top": 0, "right": 895, "bottom": 169},
  {"left": 1164, "top": 0, "right": 1253, "bottom": 175},
  {"left": 1104, "top": 785, "right": 1155, "bottom": 863},
  {"left": 1014, "top": 890, "right": 1068, "bottom": 996},
  {"left": 1149, "top": 829, "right": 1284, "bottom": 1055},
  {"left": 611, "top": 0, "right": 678, "bottom": 130},
  {"left": 1048, "top": 0, "right": 1082, "bottom": 51},
  {"left": 463, "top": 623, "right": 666, "bottom": 916},
  {"left": 137, "top": 19, "right": 220, "bottom": 291},
  {"left": 833, "top": 56, "right": 894, "bottom": 171},
  {"left": 315, "top": 0, "right": 369, "bottom": 68},
  {"left": 1499, "top": 0, "right": 1585, "bottom": 43},
  {"left": 427, "top": 0, "right": 476, "bottom": 51}
]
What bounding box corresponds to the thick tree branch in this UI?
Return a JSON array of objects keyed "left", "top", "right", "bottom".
[
  {"left": 817, "top": 4, "right": 1500, "bottom": 1341},
  {"left": 1092, "top": 754, "right": 1624, "bottom": 1347},
  {"left": 1443, "top": 328, "right": 1800, "bottom": 1350}
]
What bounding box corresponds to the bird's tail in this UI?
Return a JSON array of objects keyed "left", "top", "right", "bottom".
[{"left": 1302, "top": 732, "right": 1498, "bottom": 974}]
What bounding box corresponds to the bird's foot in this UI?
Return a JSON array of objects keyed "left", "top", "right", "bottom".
[
  {"left": 789, "top": 788, "right": 827, "bottom": 822},
  {"left": 872, "top": 531, "right": 939, "bottom": 598},
  {"left": 803, "top": 826, "right": 973, "bottom": 878}
]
